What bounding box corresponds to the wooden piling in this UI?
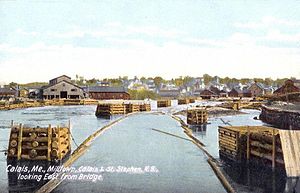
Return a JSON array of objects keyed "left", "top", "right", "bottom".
[
  {"left": 47, "top": 124, "right": 52, "bottom": 161},
  {"left": 246, "top": 126, "right": 250, "bottom": 163},
  {"left": 17, "top": 124, "right": 23, "bottom": 160},
  {"left": 272, "top": 128, "right": 276, "bottom": 170}
]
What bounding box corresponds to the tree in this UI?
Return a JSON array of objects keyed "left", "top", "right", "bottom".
[
  {"left": 140, "top": 77, "right": 147, "bottom": 83},
  {"left": 264, "top": 78, "right": 273, "bottom": 86},
  {"left": 203, "top": 74, "right": 213, "bottom": 85},
  {"left": 109, "top": 78, "right": 122, "bottom": 86},
  {"left": 128, "top": 89, "right": 159, "bottom": 100},
  {"left": 174, "top": 77, "right": 184, "bottom": 87},
  {"left": 86, "top": 78, "right": 98, "bottom": 85},
  {"left": 183, "top": 76, "right": 193, "bottom": 85},
  {"left": 153, "top": 76, "right": 164, "bottom": 87},
  {"left": 9, "top": 82, "right": 18, "bottom": 88}
]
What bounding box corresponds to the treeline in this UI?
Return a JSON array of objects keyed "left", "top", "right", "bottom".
[
  {"left": 8, "top": 74, "right": 295, "bottom": 88},
  {"left": 128, "top": 89, "right": 159, "bottom": 100},
  {"left": 202, "top": 74, "right": 291, "bottom": 86}
]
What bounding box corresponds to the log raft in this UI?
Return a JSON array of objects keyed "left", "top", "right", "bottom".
[{"left": 7, "top": 123, "right": 71, "bottom": 161}]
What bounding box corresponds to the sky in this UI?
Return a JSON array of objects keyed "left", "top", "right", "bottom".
[{"left": 0, "top": 0, "right": 300, "bottom": 84}]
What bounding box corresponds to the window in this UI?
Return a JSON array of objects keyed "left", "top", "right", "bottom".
[
  {"left": 71, "top": 89, "right": 77, "bottom": 92},
  {"left": 51, "top": 89, "right": 57, "bottom": 92}
]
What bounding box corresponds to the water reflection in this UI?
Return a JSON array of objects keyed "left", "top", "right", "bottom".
[
  {"left": 222, "top": 161, "right": 300, "bottom": 193},
  {"left": 189, "top": 124, "right": 207, "bottom": 134}
]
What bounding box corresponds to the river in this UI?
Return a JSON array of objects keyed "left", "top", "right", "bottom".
[{"left": 0, "top": 104, "right": 298, "bottom": 193}]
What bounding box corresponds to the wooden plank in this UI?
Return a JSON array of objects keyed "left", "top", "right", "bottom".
[
  {"left": 246, "top": 126, "right": 250, "bottom": 162},
  {"left": 57, "top": 125, "right": 62, "bottom": 160},
  {"left": 279, "top": 130, "right": 300, "bottom": 177},
  {"left": 47, "top": 124, "right": 52, "bottom": 161},
  {"left": 17, "top": 124, "right": 23, "bottom": 160},
  {"left": 272, "top": 129, "right": 276, "bottom": 169}
]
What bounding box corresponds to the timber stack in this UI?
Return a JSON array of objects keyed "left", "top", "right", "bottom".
[
  {"left": 139, "top": 103, "right": 151, "bottom": 111},
  {"left": 125, "top": 103, "right": 140, "bottom": 113},
  {"left": 219, "top": 126, "right": 284, "bottom": 168},
  {"left": 219, "top": 101, "right": 241, "bottom": 111},
  {"left": 187, "top": 107, "right": 208, "bottom": 125},
  {"left": 63, "top": 99, "right": 82, "bottom": 105},
  {"left": 189, "top": 98, "right": 196, "bottom": 103},
  {"left": 260, "top": 104, "right": 300, "bottom": 130},
  {"left": 240, "top": 101, "right": 263, "bottom": 110},
  {"left": 178, "top": 99, "right": 189, "bottom": 105},
  {"left": 95, "top": 103, "right": 126, "bottom": 117},
  {"left": 95, "top": 102, "right": 151, "bottom": 117},
  {"left": 157, "top": 100, "right": 171, "bottom": 108},
  {"left": 7, "top": 123, "right": 71, "bottom": 161}
]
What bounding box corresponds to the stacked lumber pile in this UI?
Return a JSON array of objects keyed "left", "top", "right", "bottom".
[
  {"left": 125, "top": 103, "right": 140, "bottom": 113},
  {"left": 219, "top": 101, "right": 241, "bottom": 111},
  {"left": 157, "top": 100, "right": 171, "bottom": 108},
  {"left": 178, "top": 99, "right": 189, "bottom": 105},
  {"left": 218, "top": 126, "right": 246, "bottom": 161},
  {"left": 139, "top": 103, "right": 151, "bottom": 112},
  {"left": 7, "top": 124, "right": 71, "bottom": 161},
  {"left": 240, "top": 101, "right": 263, "bottom": 110},
  {"left": 218, "top": 126, "right": 284, "bottom": 168},
  {"left": 96, "top": 102, "right": 151, "bottom": 117},
  {"left": 44, "top": 99, "right": 64, "bottom": 106},
  {"left": 189, "top": 98, "right": 196, "bottom": 103},
  {"left": 260, "top": 105, "right": 300, "bottom": 130},
  {"left": 250, "top": 130, "right": 284, "bottom": 166},
  {"left": 83, "top": 99, "right": 98, "bottom": 105},
  {"left": 63, "top": 99, "right": 82, "bottom": 105},
  {"left": 187, "top": 108, "right": 208, "bottom": 125},
  {"left": 95, "top": 103, "right": 125, "bottom": 117}
]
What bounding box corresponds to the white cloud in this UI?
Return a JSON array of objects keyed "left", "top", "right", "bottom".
[
  {"left": 0, "top": 40, "right": 299, "bottom": 83},
  {"left": 184, "top": 33, "right": 256, "bottom": 48},
  {"left": 265, "top": 29, "right": 300, "bottom": 42},
  {"left": 16, "top": 29, "right": 39, "bottom": 36},
  {"left": 234, "top": 16, "right": 300, "bottom": 29},
  {"left": 43, "top": 23, "right": 184, "bottom": 39}
]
